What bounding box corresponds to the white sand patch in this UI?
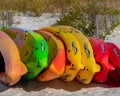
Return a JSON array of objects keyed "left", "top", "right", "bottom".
[
  {"left": 13, "top": 13, "right": 61, "bottom": 30},
  {"left": 105, "top": 25, "right": 120, "bottom": 47}
]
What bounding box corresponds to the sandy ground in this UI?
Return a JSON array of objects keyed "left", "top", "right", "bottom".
[
  {"left": 13, "top": 13, "right": 61, "bottom": 30},
  {"left": 105, "top": 25, "right": 120, "bottom": 47},
  {"left": 0, "top": 79, "right": 120, "bottom": 96}
]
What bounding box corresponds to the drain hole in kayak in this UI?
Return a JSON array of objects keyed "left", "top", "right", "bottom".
[{"left": 0, "top": 52, "right": 5, "bottom": 73}]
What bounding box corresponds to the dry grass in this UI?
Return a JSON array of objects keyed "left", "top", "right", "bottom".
[
  {"left": 0, "top": 0, "right": 119, "bottom": 16},
  {"left": 0, "top": 0, "right": 73, "bottom": 15}
]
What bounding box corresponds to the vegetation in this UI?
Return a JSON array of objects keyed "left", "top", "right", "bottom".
[
  {"left": 0, "top": 0, "right": 120, "bottom": 38},
  {"left": 58, "top": 0, "right": 120, "bottom": 38},
  {"left": 0, "top": 0, "right": 73, "bottom": 15}
]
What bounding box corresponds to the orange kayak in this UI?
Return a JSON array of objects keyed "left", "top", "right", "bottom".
[{"left": 0, "top": 30, "right": 27, "bottom": 86}]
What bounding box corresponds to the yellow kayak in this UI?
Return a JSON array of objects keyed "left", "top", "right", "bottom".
[
  {"left": 42, "top": 26, "right": 84, "bottom": 81},
  {"left": 55, "top": 25, "right": 100, "bottom": 84}
]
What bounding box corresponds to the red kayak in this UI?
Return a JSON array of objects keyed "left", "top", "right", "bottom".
[
  {"left": 106, "top": 60, "right": 120, "bottom": 86},
  {"left": 105, "top": 42, "right": 120, "bottom": 77},
  {"left": 108, "top": 70, "right": 120, "bottom": 82},
  {"left": 89, "top": 38, "right": 115, "bottom": 83},
  {"left": 106, "top": 42, "right": 120, "bottom": 81}
]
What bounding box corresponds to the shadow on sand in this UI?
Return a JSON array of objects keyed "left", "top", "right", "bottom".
[
  {"left": 10, "top": 78, "right": 120, "bottom": 92},
  {"left": 1, "top": 78, "right": 120, "bottom": 93}
]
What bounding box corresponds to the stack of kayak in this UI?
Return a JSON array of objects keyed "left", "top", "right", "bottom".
[{"left": 0, "top": 25, "right": 120, "bottom": 86}]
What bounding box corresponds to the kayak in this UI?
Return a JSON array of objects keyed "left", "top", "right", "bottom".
[
  {"left": 105, "top": 42, "right": 120, "bottom": 77},
  {"left": 0, "top": 30, "right": 27, "bottom": 85},
  {"left": 105, "top": 42, "right": 120, "bottom": 70},
  {"left": 34, "top": 30, "right": 65, "bottom": 81},
  {"left": 0, "top": 27, "right": 27, "bottom": 50},
  {"left": 53, "top": 25, "right": 100, "bottom": 84},
  {"left": 1, "top": 27, "right": 49, "bottom": 79},
  {"left": 42, "top": 26, "right": 83, "bottom": 81},
  {"left": 89, "top": 38, "right": 115, "bottom": 83}
]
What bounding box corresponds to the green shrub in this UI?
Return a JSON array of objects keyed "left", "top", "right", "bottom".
[{"left": 57, "top": 0, "right": 120, "bottom": 38}]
